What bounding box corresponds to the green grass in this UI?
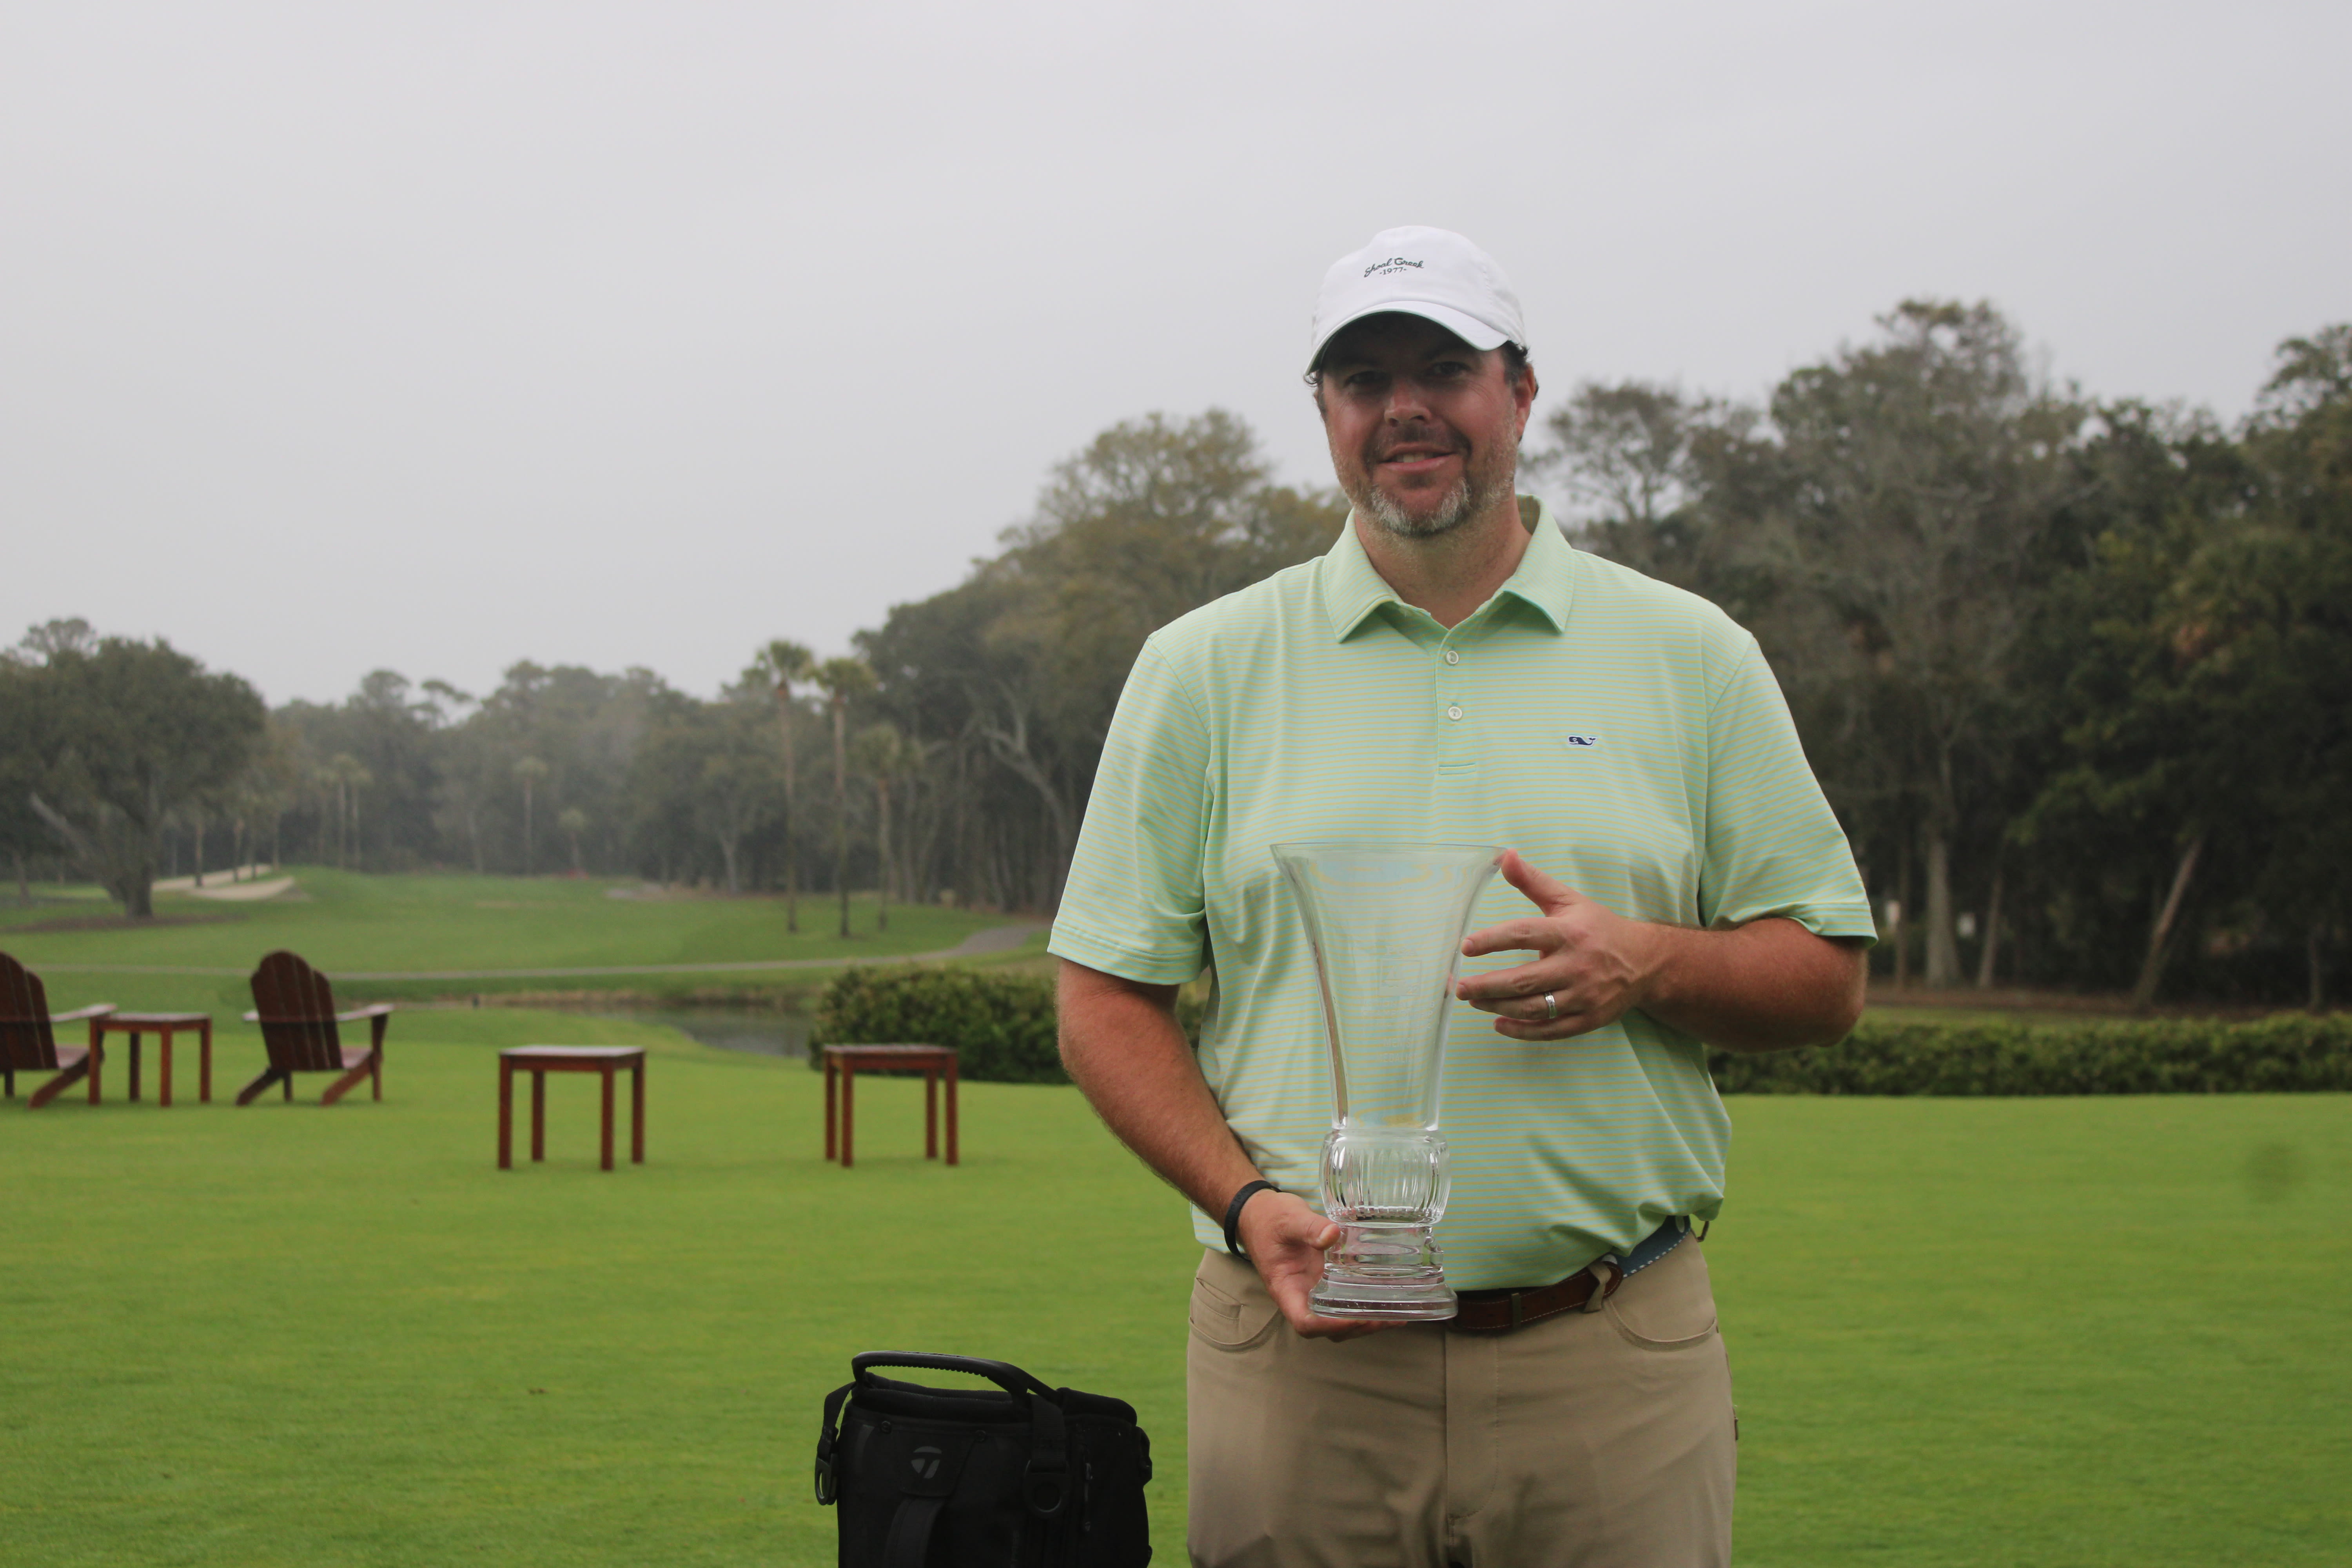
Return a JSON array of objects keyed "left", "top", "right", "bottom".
[
  {"left": 0, "top": 868, "right": 1038, "bottom": 1015},
  {"left": 1715, "top": 1096, "right": 2350, "bottom": 1564},
  {"left": 4, "top": 1013, "right": 2345, "bottom": 1565},
  {"left": 2, "top": 1017, "right": 1198, "bottom": 1566}
]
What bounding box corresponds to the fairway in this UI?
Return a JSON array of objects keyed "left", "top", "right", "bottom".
[
  {"left": 0, "top": 869, "right": 1037, "bottom": 1016},
  {"left": 2, "top": 1004, "right": 2345, "bottom": 1565}
]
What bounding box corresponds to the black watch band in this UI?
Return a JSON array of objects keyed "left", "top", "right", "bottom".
[{"left": 1221, "top": 1180, "right": 1279, "bottom": 1261}]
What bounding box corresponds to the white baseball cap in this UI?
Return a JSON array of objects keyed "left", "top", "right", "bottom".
[{"left": 1306, "top": 225, "right": 1528, "bottom": 373}]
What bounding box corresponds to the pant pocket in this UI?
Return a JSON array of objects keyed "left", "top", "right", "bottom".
[
  {"left": 1604, "top": 1241, "right": 1720, "bottom": 1351},
  {"left": 1190, "top": 1257, "right": 1281, "bottom": 1350}
]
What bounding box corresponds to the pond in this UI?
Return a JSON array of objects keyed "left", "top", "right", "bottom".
[{"left": 554, "top": 1002, "right": 815, "bottom": 1059}]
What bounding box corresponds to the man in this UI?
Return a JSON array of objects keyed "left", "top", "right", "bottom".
[{"left": 1050, "top": 226, "right": 1874, "bottom": 1567}]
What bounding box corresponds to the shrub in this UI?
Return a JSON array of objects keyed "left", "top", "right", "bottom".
[
  {"left": 815, "top": 968, "right": 2352, "bottom": 1096},
  {"left": 1708, "top": 1013, "right": 2352, "bottom": 1096},
  {"left": 812, "top": 966, "right": 1064, "bottom": 1084}
]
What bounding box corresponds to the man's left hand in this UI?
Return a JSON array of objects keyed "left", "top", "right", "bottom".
[{"left": 1455, "top": 850, "right": 1661, "bottom": 1040}]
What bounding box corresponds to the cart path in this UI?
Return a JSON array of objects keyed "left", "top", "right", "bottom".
[
  {"left": 152, "top": 865, "right": 283, "bottom": 897},
  {"left": 33, "top": 921, "right": 1052, "bottom": 980}
]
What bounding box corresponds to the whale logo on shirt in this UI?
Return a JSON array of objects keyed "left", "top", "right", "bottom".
[{"left": 1564, "top": 733, "right": 1601, "bottom": 748}]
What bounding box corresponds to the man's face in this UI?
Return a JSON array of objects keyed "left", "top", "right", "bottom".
[{"left": 1316, "top": 313, "right": 1535, "bottom": 540}]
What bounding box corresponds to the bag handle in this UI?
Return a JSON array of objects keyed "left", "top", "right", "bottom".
[
  {"left": 814, "top": 1381, "right": 854, "bottom": 1504},
  {"left": 851, "top": 1351, "right": 1054, "bottom": 1399},
  {"left": 1022, "top": 1387, "right": 1071, "bottom": 1517}
]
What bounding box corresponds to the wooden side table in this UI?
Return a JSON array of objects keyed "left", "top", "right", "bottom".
[
  {"left": 97, "top": 1013, "right": 213, "bottom": 1106},
  {"left": 822, "top": 1044, "right": 959, "bottom": 1169},
  {"left": 498, "top": 1047, "right": 646, "bottom": 1171}
]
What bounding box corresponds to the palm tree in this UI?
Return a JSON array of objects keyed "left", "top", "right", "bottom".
[
  {"left": 513, "top": 755, "right": 549, "bottom": 875},
  {"left": 750, "top": 639, "right": 814, "bottom": 932},
  {"left": 811, "top": 657, "right": 875, "bottom": 938},
  {"left": 328, "top": 755, "right": 371, "bottom": 872},
  {"left": 313, "top": 765, "right": 341, "bottom": 866},
  {"left": 851, "top": 722, "right": 913, "bottom": 933},
  {"left": 557, "top": 806, "right": 589, "bottom": 875}
]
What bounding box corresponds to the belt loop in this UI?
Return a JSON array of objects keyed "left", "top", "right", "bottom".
[
  {"left": 1508, "top": 1291, "right": 1524, "bottom": 1331},
  {"left": 1581, "top": 1258, "right": 1621, "bottom": 1312}
]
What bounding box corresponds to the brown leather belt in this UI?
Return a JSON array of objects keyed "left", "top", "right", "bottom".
[
  {"left": 1448, "top": 1262, "right": 1622, "bottom": 1333},
  {"left": 1446, "top": 1220, "right": 1688, "bottom": 1334}
]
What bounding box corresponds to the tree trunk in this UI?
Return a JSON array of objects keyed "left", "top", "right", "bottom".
[
  {"left": 1974, "top": 860, "right": 2005, "bottom": 989},
  {"left": 521, "top": 781, "right": 534, "bottom": 876},
  {"left": 193, "top": 814, "right": 206, "bottom": 887},
  {"left": 979, "top": 703, "right": 1076, "bottom": 909},
  {"left": 1893, "top": 833, "right": 1913, "bottom": 990},
  {"left": 13, "top": 849, "right": 27, "bottom": 906},
  {"left": 717, "top": 834, "right": 740, "bottom": 895},
  {"left": 833, "top": 699, "right": 851, "bottom": 938},
  {"left": 2130, "top": 833, "right": 2204, "bottom": 1011},
  {"left": 780, "top": 700, "right": 800, "bottom": 935},
  {"left": 1924, "top": 829, "right": 1960, "bottom": 987},
  {"left": 875, "top": 775, "right": 892, "bottom": 933}
]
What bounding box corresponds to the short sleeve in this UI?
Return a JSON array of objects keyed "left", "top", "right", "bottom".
[
  {"left": 1697, "top": 635, "right": 1877, "bottom": 942},
  {"left": 1048, "top": 638, "right": 1214, "bottom": 984}
]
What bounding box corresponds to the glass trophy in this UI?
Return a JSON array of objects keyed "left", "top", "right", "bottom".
[{"left": 1272, "top": 840, "right": 1503, "bottom": 1320}]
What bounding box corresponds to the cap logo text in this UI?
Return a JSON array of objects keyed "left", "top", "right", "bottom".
[{"left": 1363, "top": 256, "right": 1425, "bottom": 278}]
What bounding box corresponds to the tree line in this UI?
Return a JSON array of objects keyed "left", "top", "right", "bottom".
[
  {"left": 5, "top": 305, "right": 2345, "bottom": 1005},
  {"left": 1532, "top": 305, "right": 2349, "bottom": 1008}
]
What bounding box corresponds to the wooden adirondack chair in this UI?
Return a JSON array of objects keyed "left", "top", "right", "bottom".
[
  {"left": 0, "top": 951, "right": 116, "bottom": 1107},
  {"left": 238, "top": 950, "right": 390, "bottom": 1106}
]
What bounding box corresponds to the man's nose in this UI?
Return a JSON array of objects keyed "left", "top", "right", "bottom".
[{"left": 1382, "top": 379, "right": 1435, "bottom": 422}]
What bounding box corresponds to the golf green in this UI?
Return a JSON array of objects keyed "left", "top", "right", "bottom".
[{"left": 2, "top": 1014, "right": 2345, "bottom": 1564}]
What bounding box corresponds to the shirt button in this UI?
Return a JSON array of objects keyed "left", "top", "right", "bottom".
[
  {"left": 1443, "top": 650, "right": 1460, "bottom": 666},
  {"left": 1446, "top": 704, "right": 1463, "bottom": 721}
]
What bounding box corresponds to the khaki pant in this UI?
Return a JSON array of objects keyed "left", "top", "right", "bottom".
[{"left": 1187, "top": 1238, "right": 1735, "bottom": 1568}]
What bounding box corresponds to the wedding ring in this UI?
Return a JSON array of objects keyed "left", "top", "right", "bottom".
[{"left": 1543, "top": 993, "right": 1559, "bottom": 1021}]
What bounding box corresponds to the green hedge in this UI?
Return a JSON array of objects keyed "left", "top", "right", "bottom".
[
  {"left": 1708, "top": 1014, "right": 2352, "bottom": 1096},
  {"left": 816, "top": 967, "right": 2352, "bottom": 1095},
  {"left": 812, "top": 966, "right": 1065, "bottom": 1083},
  {"left": 809, "top": 966, "right": 1210, "bottom": 1085}
]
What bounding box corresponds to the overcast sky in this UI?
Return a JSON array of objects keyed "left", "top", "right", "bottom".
[{"left": 6, "top": 1, "right": 2346, "bottom": 707}]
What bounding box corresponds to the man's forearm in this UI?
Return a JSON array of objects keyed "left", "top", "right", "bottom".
[
  {"left": 1638, "top": 916, "right": 1866, "bottom": 1053},
  {"left": 1056, "top": 960, "right": 1263, "bottom": 1217}
]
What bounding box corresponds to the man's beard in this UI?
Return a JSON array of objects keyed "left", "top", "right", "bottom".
[
  {"left": 1342, "top": 426, "right": 1517, "bottom": 540},
  {"left": 1363, "top": 473, "right": 1476, "bottom": 539}
]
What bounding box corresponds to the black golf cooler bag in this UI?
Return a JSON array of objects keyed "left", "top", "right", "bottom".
[{"left": 814, "top": 1351, "right": 1152, "bottom": 1567}]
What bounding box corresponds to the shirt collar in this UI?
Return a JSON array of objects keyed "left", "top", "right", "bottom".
[{"left": 1316, "top": 494, "right": 1580, "bottom": 642}]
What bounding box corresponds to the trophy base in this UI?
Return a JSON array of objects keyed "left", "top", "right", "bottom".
[
  {"left": 1310, "top": 1221, "right": 1458, "bottom": 1321},
  {"left": 1310, "top": 1276, "right": 1459, "bottom": 1321}
]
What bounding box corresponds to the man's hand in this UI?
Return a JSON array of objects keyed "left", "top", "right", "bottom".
[
  {"left": 1455, "top": 851, "right": 1662, "bottom": 1039},
  {"left": 1453, "top": 851, "right": 1868, "bottom": 1051},
  {"left": 1057, "top": 960, "right": 1393, "bottom": 1341},
  {"left": 1234, "top": 1189, "right": 1393, "bottom": 1342}
]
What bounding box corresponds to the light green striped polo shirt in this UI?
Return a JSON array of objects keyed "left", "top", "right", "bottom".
[{"left": 1049, "top": 497, "right": 1874, "bottom": 1289}]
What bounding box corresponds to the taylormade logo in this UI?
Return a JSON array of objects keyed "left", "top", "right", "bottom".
[
  {"left": 1363, "top": 256, "right": 1425, "bottom": 278},
  {"left": 911, "top": 1446, "right": 943, "bottom": 1480}
]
